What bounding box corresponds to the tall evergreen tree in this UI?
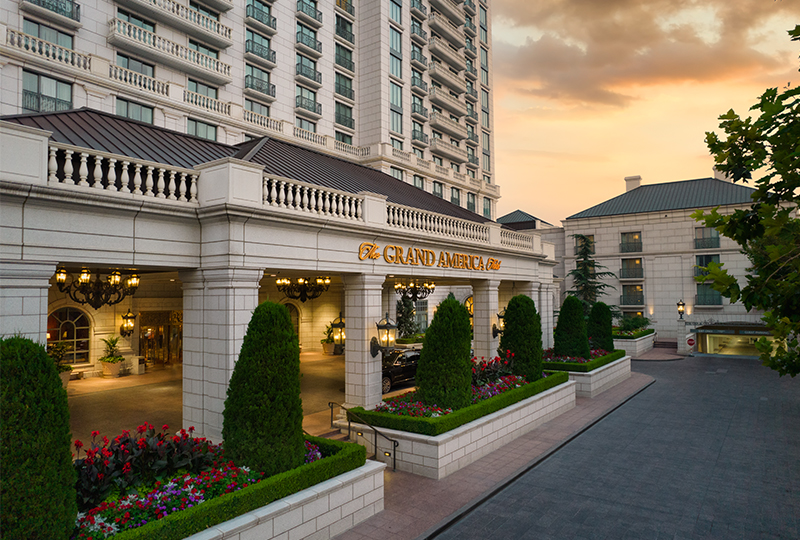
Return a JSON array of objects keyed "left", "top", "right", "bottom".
[
  {"left": 554, "top": 295, "right": 591, "bottom": 359},
  {"left": 587, "top": 302, "right": 615, "bottom": 351},
  {"left": 499, "top": 295, "right": 543, "bottom": 381},
  {"left": 568, "top": 234, "right": 616, "bottom": 315},
  {"left": 396, "top": 296, "right": 420, "bottom": 338}
]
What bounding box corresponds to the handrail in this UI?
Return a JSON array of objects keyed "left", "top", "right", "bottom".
[{"left": 328, "top": 402, "right": 399, "bottom": 471}]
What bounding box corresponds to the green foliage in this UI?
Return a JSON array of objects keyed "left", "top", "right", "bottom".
[
  {"left": 415, "top": 297, "right": 473, "bottom": 410},
  {"left": 554, "top": 296, "right": 591, "bottom": 359},
  {"left": 112, "top": 437, "right": 365, "bottom": 540},
  {"left": 543, "top": 350, "right": 626, "bottom": 373},
  {"left": 587, "top": 302, "right": 614, "bottom": 351},
  {"left": 48, "top": 341, "right": 73, "bottom": 373},
  {"left": 222, "top": 302, "right": 304, "bottom": 476},
  {"left": 617, "top": 316, "right": 651, "bottom": 332},
  {"left": 694, "top": 25, "right": 800, "bottom": 377},
  {"left": 349, "top": 372, "right": 569, "bottom": 436},
  {"left": 498, "top": 295, "right": 543, "bottom": 381},
  {"left": 396, "top": 296, "right": 420, "bottom": 338},
  {"left": 396, "top": 333, "right": 425, "bottom": 345},
  {"left": 0, "top": 336, "right": 77, "bottom": 539},
  {"left": 99, "top": 336, "right": 124, "bottom": 363},
  {"left": 612, "top": 328, "right": 655, "bottom": 340},
  {"left": 320, "top": 324, "right": 334, "bottom": 344},
  {"left": 567, "top": 234, "right": 617, "bottom": 315}
]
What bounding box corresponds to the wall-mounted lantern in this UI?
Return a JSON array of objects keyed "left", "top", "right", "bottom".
[
  {"left": 331, "top": 311, "right": 345, "bottom": 355},
  {"left": 120, "top": 309, "right": 137, "bottom": 337},
  {"left": 492, "top": 307, "right": 506, "bottom": 338},
  {"left": 370, "top": 312, "right": 397, "bottom": 357},
  {"left": 677, "top": 299, "right": 685, "bottom": 320}
]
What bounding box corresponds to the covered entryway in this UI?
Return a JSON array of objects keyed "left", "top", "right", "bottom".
[{"left": 694, "top": 322, "right": 774, "bottom": 356}]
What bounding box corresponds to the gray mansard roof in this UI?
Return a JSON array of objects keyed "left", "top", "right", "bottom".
[{"left": 566, "top": 177, "right": 757, "bottom": 220}]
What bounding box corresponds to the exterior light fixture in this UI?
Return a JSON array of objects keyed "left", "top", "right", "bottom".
[
  {"left": 394, "top": 279, "right": 435, "bottom": 302},
  {"left": 120, "top": 309, "right": 137, "bottom": 337},
  {"left": 677, "top": 299, "right": 685, "bottom": 319},
  {"left": 384, "top": 451, "right": 391, "bottom": 457},
  {"left": 276, "top": 276, "right": 331, "bottom": 302},
  {"left": 492, "top": 307, "right": 506, "bottom": 338},
  {"left": 371, "top": 312, "right": 397, "bottom": 357},
  {"left": 331, "top": 312, "right": 346, "bottom": 355},
  {"left": 54, "top": 268, "right": 141, "bottom": 310}
]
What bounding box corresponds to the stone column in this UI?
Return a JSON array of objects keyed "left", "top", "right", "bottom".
[
  {"left": 0, "top": 260, "right": 56, "bottom": 341},
  {"left": 541, "top": 284, "right": 556, "bottom": 349},
  {"left": 342, "top": 274, "right": 385, "bottom": 410},
  {"left": 179, "top": 267, "right": 262, "bottom": 442},
  {"left": 472, "top": 279, "right": 501, "bottom": 361}
]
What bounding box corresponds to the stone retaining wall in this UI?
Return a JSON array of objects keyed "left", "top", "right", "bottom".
[
  {"left": 613, "top": 333, "right": 656, "bottom": 357},
  {"left": 567, "top": 356, "right": 631, "bottom": 398}
]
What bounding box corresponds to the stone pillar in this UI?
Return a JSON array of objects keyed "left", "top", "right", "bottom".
[
  {"left": 472, "top": 279, "right": 500, "bottom": 361},
  {"left": 0, "top": 261, "right": 56, "bottom": 341},
  {"left": 179, "top": 267, "right": 262, "bottom": 442},
  {"left": 676, "top": 319, "right": 692, "bottom": 355},
  {"left": 541, "top": 284, "right": 556, "bottom": 349},
  {"left": 342, "top": 274, "right": 385, "bottom": 410}
]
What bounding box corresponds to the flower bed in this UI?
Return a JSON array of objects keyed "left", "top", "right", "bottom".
[
  {"left": 543, "top": 351, "right": 631, "bottom": 398},
  {"left": 612, "top": 328, "right": 655, "bottom": 339},
  {"left": 543, "top": 349, "right": 625, "bottom": 372}
]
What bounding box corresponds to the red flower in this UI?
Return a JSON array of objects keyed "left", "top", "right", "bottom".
[
  {"left": 189, "top": 426, "right": 195, "bottom": 433},
  {"left": 74, "top": 440, "right": 84, "bottom": 450},
  {"left": 162, "top": 424, "right": 169, "bottom": 432},
  {"left": 102, "top": 436, "right": 110, "bottom": 446},
  {"left": 91, "top": 430, "right": 100, "bottom": 438}
]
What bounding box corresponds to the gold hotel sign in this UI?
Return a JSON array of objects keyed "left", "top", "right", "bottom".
[{"left": 358, "top": 242, "right": 501, "bottom": 271}]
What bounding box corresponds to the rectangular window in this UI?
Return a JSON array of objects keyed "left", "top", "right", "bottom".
[
  {"left": 620, "top": 232, "right": 642, "bottom": 252},
  {"left": 483, "top": 197, "right": 491, "bottom": 218},
  {"left": 116, "top": 98, "right": 153, "bottom": 124},
  {"left": 480, "top": 47, "right": 489, "bottom": 68},
  {"left": 390, "top": 55, "right": 403, "bottom": 78},
  {"left": 390, "top": 82, "right": 403, "bottom": 109},
  {"left": 390, "top": 110, "right": 403, "bottom": 134},
  {"left": 335, "top": 102, "right": 354, "bottom": 128},
  {"left": 335, "top": 72, "right": 353, "bottom": 99},
  {"left": 415, "top": 300, "right": 428, "bottom": 331},
  {"left": 481, "top": 68, "right": 489, "bottom": 86},
  {"left": 190, "top": 0, "right": 218, "bottom": 20},
  {"left": 481, "top": 88, "right": 490, "bottom": 109},
  {"left": 117, "top": 53, "right": 154, "bottom": 78},
  {"left": 189, "top": 39, "right": 218, "bottom": 59},
  {"left": 188, "top": 79, "right": 217, "bottom": 99},
  {"left": 391, "top": 167, "right": 403, "bottom": 180},
  {"left": 450, "top": 187, "right": 460, "bottom": 206},
  {"left": 483, "top": 174, "right": 491, "bottom": 184},
  {"left": 413, "top": 148, "right": 424, "bottom": 158},
  {"left": 622, "top": 285, "right": 644, "bottom": 305},
  {"left": 695, "top": 227, "right": 720, "bottom": 249},
  {"left": 187, "top": 118, "right": 217, "bottom": 141},
  {"left": 467, "top": 192, "right": 476, "bottom": 212},
  {"left": 620, "top": 258, "right": 642, "bottom": 278},
  {"left": 482, "top": 152, "right": 491, "bottom": 171},
  {"left": 467, "top": 169, "right": 476, "bottom": 178},
  {"left": 22, "top": 70, "right": 72, "bottom": 112},
  {"left": 118, "top": 9, "right": 155, "bottom": 32},
  {"left": 246, "top": 29, "right": 271, "bottom": 48},
  {"left": 245, "top": 99, "right": 270, "bottom": 117},
  {"left": 390, "top": 0, "right": 402, "bottom": 23},
  {"left": 23, "top": 19, "right": 73, "bottom": 48},
  {"left": 335, "top": 43, "right": 354, "bottom": 71},
  {"left": 391, "top": 138, "right": 403, "bottom": 149},
  {"left": 432, "top": 181, "right": 443, "bottom": 198},
  {"left": 246, "top": 63, "right": 270, "bottom": 83},
  {"left": 295, "top": 116, "right": 316, "bottom": 132},
  {"left": 433, "top": 156, "right": 443, "bottom": 166},
  {"left": 390, "top": 27, "right": 402, "bottom": 55},
  {"left": 695, "top": 254, "right": 720, "bottom": 277},
  {"left": 481, "top": 110, "right": 489, "bottom": 128},
  {"left": 696, "top": 283, "right": 722, "bottom": 305},
  {"left": 336, "top": 131, "right": 353, "bottom": 144},
  {"left": 413, "top": 175, "right": 424, "bottom": 189},
  {"left": 482, "top": 131, "right": 490, "bottom": 148}
]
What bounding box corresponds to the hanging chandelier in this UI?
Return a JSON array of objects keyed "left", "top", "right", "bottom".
[
  {"left": 55, "top": 268, "right": 140, "bottom": 310},
  {"left": 276, "top": 276, "right": 331, "bottom": 302},
  {"left": 394, "top": 279, "right": 435, "bottom": 302}
]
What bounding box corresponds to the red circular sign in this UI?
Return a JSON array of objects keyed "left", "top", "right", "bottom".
[{"left": 687, "top": 338, "right": 696, "bottom": 346}]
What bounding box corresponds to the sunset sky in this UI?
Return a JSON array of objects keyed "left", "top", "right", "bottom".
[{"left": 491, "top": 0, "right": 800, "bottom": 226}]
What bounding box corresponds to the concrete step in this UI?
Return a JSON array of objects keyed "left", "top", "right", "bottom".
[
  {"left": 316, "top": 429, "right": 350, "bottom": 442},
  {"left": 654, "top": 340, "right": 678, "bottom": 349}
]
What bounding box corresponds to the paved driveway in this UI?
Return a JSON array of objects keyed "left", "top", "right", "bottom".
[{"left": 435, "top": 356, "right": 799, "bottom": 540}]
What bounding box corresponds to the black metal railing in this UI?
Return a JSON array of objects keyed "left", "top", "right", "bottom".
[
  {"left": 620, "top": 241, "right": 643, "bottom": 253},
  {"left": 468, "top": 154, "right": 479, "bottom": 165},
  {"left": 335, "top": 24, "right": 354, "bottom": 43},
  {"left": 27, "top": 0, "right": 80, "bottom": 21},
  {"left": 245, "top": 5, "right": 276, "bottom": 30},
  {"left": 411, "top": 76, "right": 428, "bottom": 92},
  {"left": 411, "top": 49, "right": 428, "bottom": 66},
  {"left": 296, "top": 32, "right": 322, "bottom": 53},
  {"left": 619, "top": 267, "right": 644, "bottom": 279},
  {"left": 296, "top": 62, "right": 322, "bottom": 83},
  {"left": 335, "top": 53, "right": 355, "bottom": 72},
  {"left": 329, "top": 402, "right": 399, "bottom": 471},
  {"left": 335, "top": 82, "right": 354, "bottom": 100},
  {"left": 412, "top": 102, "right": 428, "bottom": 118},
  {"left": 465, "top": 64, "right": 477, "bottom": 77},
  {"left": 465, "top": 87, "right": 477, "bottom": 100},
  {"left": 466, "top": 109, "right": 478, "bottom": 121},
  {"left": 245, "top": 75, "right": 275, "bottom": 97},
  {"left": 464, "top": 19, "right": 477, "bottom": 33},
  {"left": 335, "top": 113, "right": 354, "bottom": 129},
  {"left": 245, "top": 40, "right": 275, "bottom": 63},
  {"left": 22, "top": 90, "right": 72, "bottom": 113},
  {"left": 296, "top": 95, "right": 322, "bottom": 114},
  {"left": 467, "top": 132, "right": 478, "bottom": 143},
  {"left": 695, "top": 237, "right": 720, "bottom": 249},
  {"left": 336, "top": 0, "right": 354, "bottom": 16},
  {"left": 620, "top": 294, "right": 644, "bottom": 305},
  {"left": 410, "top": 0, "right": 427, "bottom": 15},
  {"left": 412, "top": 129, "right": 429, "bottom": 144},
  {"left": 696, "top": 293, "right": 723, "bottom": 306},
  {"left": 411, "top": 23, "right": 427, "bottom": 40},
  {"left": 297, "top": 0, "right": 322, "bottom": 23},
  {"left": 465, "top": 41, "right": 477, "bottom": 55}
]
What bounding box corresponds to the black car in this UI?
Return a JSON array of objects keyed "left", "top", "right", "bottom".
[{"left": 382, "top": 349, "right": 420, "bottom": 394}]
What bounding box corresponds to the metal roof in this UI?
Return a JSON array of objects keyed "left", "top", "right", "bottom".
[
  {"left": 566, "top": 177, "right": 757, "bottom": 220},
  {"left": 497, "top": 209, "right": 552, "bottom": 226},
  {"left": 2, "top": 108, "right": 490, "bottom": 224}
]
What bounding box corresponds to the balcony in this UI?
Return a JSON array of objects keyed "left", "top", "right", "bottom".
[
  {"left": 22, "top": 90, "right": 72, "bottom": 113},
  {"left": 430, "top": 111, "right": 467, "bottom": 139},
  {"left": 412, "top": 129, "right": 429, "bottom": 146},
  {"left": 430, "top": 0, "right": 465, "bottom": 25},
  {"left": 620, "top": 241, "right": 643, "bottom": 253},
  {"left": 20, "top": 0, "right": 81, "bottom": 29},
  {"left": 335, "top": 0, "right": 354, "bottom": 17},
  {"left": 108, "top": 19, "right": 232, "bottom": 85},
  {"left": 296, "top": 32, "right": 323, "bottom": 57},
  {"left": 335, "top": 24, "right": 354, "bottom": 44},
  {"left": 410, "top": 0, "right": 427, "bottom": 18},
  {"left": 464, "top": 40, "right": 477, "bottom": 58},
  {"left": 430, "top": 138, "right": 467, "bottom": 163},
  {"left": 619, "top": 267, "right": 644, "bottom": 279},
  {"left": 412, "top": 102, "right": 429, "bottom": 120},
  {"left": 335, "top": 113, "right": 354, "bottom": 129},
  {"left": 695, "top": 237, "right": 720, "bottom": 249},
  {"left": 429, "top": 63, "right": 465, "bottom": 93},
  {"left": 245, "top": 40, "right": 276, "bottom": 68},
  {"left": 335, "top": 53, "right": 355, "bottom": 73},
  {"left": 296, "top": 0, "right": 323, "bottom": 27},
  {"left": 465, "top": 86, "right": 478, "bottom": 101},
  {"left": 428, "top": 13, "right": 465, "bottom": 48},
  {"left": 115, "top": 0, "right": 233, "bottom": 49},
  {"left": 411, "top": 76, "right": 428, "bottom": 95},
  {"left": 411, "top": 49, "right": 428, "bottom": 70},
  {"left": 464, "top": 19, "right": 477, "bottom": 36},
  {"left": 619, "top": 294, "right": 644, "bottom": 306},
  {"left": 696, "top": 293, "right": 723, "bottom": 306},
  {"left": 193, "top": 0, "right": 232, "bottom": 12},
  {"left": 466, "top": 154, "right": 479, "bottom": 167},
  {"left": 694, "top": 267, "right": 711, "bottom": 278},
  {"left": 245, "top": 4, "right": 277, "bottom": 36},
  {"left": 335, "top": 82, "right": 354, "bottom": 101},
  {"left": 464, "top": 63, "right": 477, "bottom": 79},
  {"left": 296, "top": 63, "right": 322, "bottom": 87},
  {"left": 295, "top": 95, "right": 322, "bottom": 117},
  {"left": 411, "top": 23, "right": 428, "bottom": 45},
  {"left": 466, "top": 131, "right": 478, "bottom": 144},
  {"left": 244, "top": 75, "right": 276, "bottom": 100},
  {"left": 429, "top": 87, "right": 467, "bottom": 116},
  {"left": 465, "top": 109, "right": 478, "bottom": 123},
  {"left": 464, "top": 0, "right": 476, "bottom": 15},
  {"left": 429, "top": 37, "right": 465, "bottom": 70}
]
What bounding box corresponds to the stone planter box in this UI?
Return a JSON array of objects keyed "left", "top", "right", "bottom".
[
  {"left": 346, "top": 380, "right": 577, "bottom": 480},
  {"left": 613, "top": 332, "right": 655, "bottom": 357},
  {"left": 186, "top": 460, "right": 385, "bottom": 540},
  {"left": 101, "top": 361, "right": 122, "bottom": 378},
  {"left": 565, "top": 356, "right": 631, "bottom": 398}
]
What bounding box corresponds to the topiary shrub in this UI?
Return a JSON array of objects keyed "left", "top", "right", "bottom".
[
  {"left": 1, "top": 336, "right": 77, "bottom": 539},
  {"left": 222, "top": 302, "right": 304, "bottom": 477},
  {"left": 554, "top": 296, "right": 591, "bottom": 359},
  {"left": 499, "top": 294, "right": 543, "bottom": 381},
  {"left": 587, "top": 302, "right": 614, "bottom": 351},
  {"left": 415, "top": 296, "right": 473, "bottom": 410}
]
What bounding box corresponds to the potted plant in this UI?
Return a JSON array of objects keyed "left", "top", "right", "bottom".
[
  {"left": 320, "top": 325, "right": 335, "bottom": 355},
  {"left": 47, "top": 341, "right": 73, "bottom": 387},
  {"left": 99, "top": 336, "right": 125, "bottom": 378}
]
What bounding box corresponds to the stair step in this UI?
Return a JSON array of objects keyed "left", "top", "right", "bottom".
[
  {"left": 654, "top": 341, "right": 677, "bottom": 349},
  {"left": 316, "top": 429, "right": 350, "bottom": 442}
]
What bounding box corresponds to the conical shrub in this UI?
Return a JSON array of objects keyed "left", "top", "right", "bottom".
[
  {"left": 553, "top": 295, "right": 591, "bottom": 359},
  {"left": 222, "top": 302, "right": 304, "bottom": 476},
  {"left": 1, "top": 336, "right": 77, "bottom": 539},
  {"left": 587, "top": 302, "right": 614, "bottom": 351},
  {"left": 499, "top": 294, "right": 543, "bottom": 381},
  {"left": 415, "top": 296, "right": 472, "bottom": 410}
]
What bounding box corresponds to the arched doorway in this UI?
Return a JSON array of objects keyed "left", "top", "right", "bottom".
[
  {"left": 47, "top": 306, "right": 91, "bottom": 365},
  {"left": 285, "top": 303, "right": 300, "bottom": 340}
]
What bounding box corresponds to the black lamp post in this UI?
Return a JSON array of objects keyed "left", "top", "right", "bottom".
[
  {"left": 371, "top": 312, "right": 397, "bottom": 357},
  {"left": 492, "top": 307, "right": 506, "bottom": 338},
  {"left": 331, "top": 312, "right": 345, "bottom": 355},
  {"left": 677, "top": 299, "right": 685, "bottom": 320}
]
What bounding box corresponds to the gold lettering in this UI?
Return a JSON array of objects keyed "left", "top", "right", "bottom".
[
  {"left": 438, "top": 251, "right": 449, "bottom": 268},
  {"left": 359, "top": 242, "right": 380, "bottom": 261},
  {"left": 383, "top": 245, "right": 396, "bottom": 264},
  {"left": 404, "top": 248, "right": 415, "bottom": 265},
  {"left": 478, "top": 256, "right": 485, "bottom": 270},
  {"left": 413, "top": 248, "right": 425, "bottom": 266},
  {"left": 426, "top": 250, "right": 436, "bottom": 266},
  {"left": 394, "top": 246, "right": 404, "bottom": 264}
]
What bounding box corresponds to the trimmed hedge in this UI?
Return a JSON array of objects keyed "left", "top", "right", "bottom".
[
  {"left": 499, "top": 294, "right": 543, "bottom": 381},
  {"left": 112, "top": 437, "right": 366, "bottom": 540},
  {"left": 554, "top": 296, "right": 591, "bottom": 359},
  {"left": 587, "top": 302, "right": 614, "bottom": 351},
  {"left": 347, "top": 371, "right": 569, "bottom": 436},
  {"left": 612, "top": 328, "right": 656, "bottom": 340},
  {"left": 543, "top": 350, "right": 626, "bottom": 373}
]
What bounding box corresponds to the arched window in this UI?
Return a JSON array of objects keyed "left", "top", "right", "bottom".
[
  {"left": 47, "top": 307, "right": 91, "bottom": 364},
  {"left": 285, "top": 303, "right": 299, "bottom": 338}
]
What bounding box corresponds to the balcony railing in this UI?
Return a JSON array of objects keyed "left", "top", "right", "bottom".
[
  {"left": 464, "top": 41, "right": 477, "bottom": 56},
  {"left": 619, "top": 267, "right": 644, "bottom": 279},
  {"left": 411, "top": 76, "right": 428, "bottom": 93},
  {"left": 24, "top": 0, "right": 80, "bottom": 22},
  {"left": 464, "top": 0, "right": 476, "bottom": 14},
  {"left": 411, "top": 24, "right": 427, "bottom": 42},
  {"left": 335, "top": 0, "right": 354, "bottom": 16},
  {"left": 428, "top": 12, "right": 465, "bottom": 45},
  {"left": 467, "top": 132, "right": 478, "bottom": 143},
  {"left": 467, "top": 154, "right": 478, "bottom": 166},
  {"left": 296, "top": 63, "right": 322, "bottom": 84},
  {"left": 694, "top": 267, "right": 711, "bottom": 277},
  {"left": 297, "top": 0, "right": 322, "bottom": 24},
  {"left": 429, "top": 37, "right": 465, "bottom": 70},
  {"left": 110, "top": 64, "right": 169, "bottom": 96},
  {"left": 696, "top": 293, "right": 723, "bottom": 306},
  {"left": 335, "top": 113, "right": 354, "bottom": 129},
  {"left": 429, "top": 62, "right": 466, "bottom": 92},
  {"left": 335, "top": 82, "right": 354, "bottom": 100},
  {"left": 116, "top": 0, "right": 233, "bottom": 47},
  {"left": 410, "top": 0, "right": 427, "bottom": 16},
  {"left": 245, "top": 75, "right": 276, "bottom": 98},
  {"left": 296, "top": 32, "right": 322, "bottom": 53},
  {"left": 335, "top": 53, "right": 355, "bottom": 72},
  {"left": 412, "top": 129, "right": 429, "bottom": 144},
  {"left": 620, "top": 294, "right": 644, "bottom": 306},
  {"left": 465, "top": 87, "right": 478, "bottom": 101},
  {"left": 22, "top": 90, "right": 72, "bottom": 113},
  {"left": 296, "top": 95, "right": 322, "bottom": 115},
  {"left": 430, "top": 138, "right": 468, "bottom": 162},
  {"left": 465, "top": 109, "right": 478, "bottom": 122},
  {"left": 465, "top": 64, "right": 477, "bottom": 78},
  {"left": 695, "top": 237, "right": 720, "bottom": 249},
  {"left": 245, "top": 4, "right": 276, "bottom": 32},
  {"left": 620, "top": 241, "right": 643, "bottom": 253},
  {"left": 411, "top": 49, "right": 428, "bottom": 68},
  {"left": 412, "top": 102, "right": 428, "bottom": 118},
  {"left": 245, "top": 40, "right": 276, "bottom": 64},
  {"left": 7, "top": 29, "right": 92, "bottom": 71},
  {"left": 430, "top": 111, "right": 467, "bottom": 139},
  {"left": 335, "top": 24, "right": 354, "bottom": 43},
  {"left": 464, "top": 19, "right": 477, "bottom": 35}
]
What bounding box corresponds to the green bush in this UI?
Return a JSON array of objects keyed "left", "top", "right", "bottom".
[
  {"left": 587, "top": 302, "right": 614, "bottom": 351},
  {"left": 396, "top": 296, "right": 420, "bottom": 338},
  {"left": 0, "top": 336, "right": 77, "bottom": 539},
  {"left": 222, "top": 302, "right": 304, "bottom": 476},
  {"left": 416, "top": 297, "right": 473, "bottom": 410},
  {"left": 618, "top": 316, "right": 651, "bottom": 332},
  {"left": 543, "top": 350, "right": 626, "bottom": 373},
  {"left": 499, "top": 295, "right": 543, "bottom": 381},
  {"left": 113, "top": 437, "right": 365, "bottom": 540},
  {"left": 554, "top": 296, "right": 591, "bottom": 359},
  {"left": 349, "top": 372, "right": 569, "bottom": 436},
  {"left": 612, "top": 328, "right": 655, "bottom": 340}
]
